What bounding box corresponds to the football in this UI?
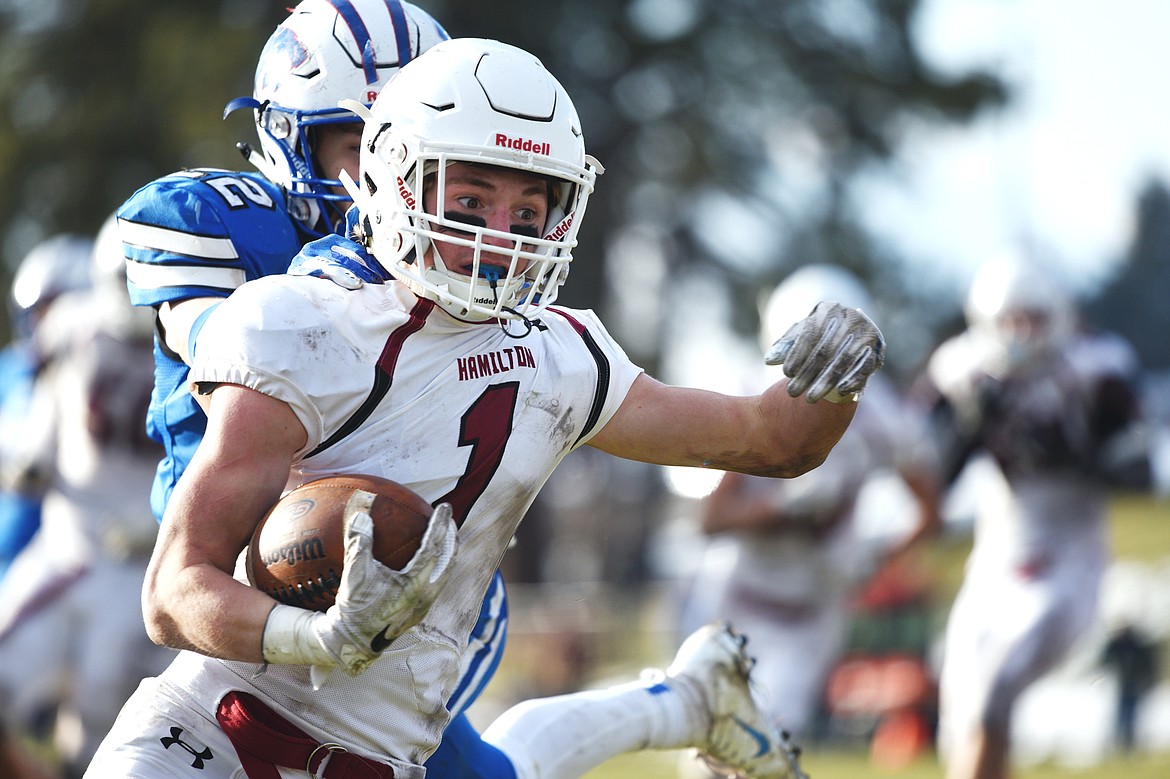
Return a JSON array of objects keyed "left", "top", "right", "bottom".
[{"left": 245, "top": 474, "right": 433, "bottom": 612}]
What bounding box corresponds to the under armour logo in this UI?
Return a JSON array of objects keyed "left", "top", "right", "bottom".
[{"left": 160, "top": 726, "right": 214, "bottom": 770}]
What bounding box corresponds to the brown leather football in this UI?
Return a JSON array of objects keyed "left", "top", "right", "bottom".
[{"left": 245, "top": 474, "right": 433, "bottom": 612}]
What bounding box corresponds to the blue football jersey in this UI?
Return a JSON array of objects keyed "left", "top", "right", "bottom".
[{"left": 117, "top": 169, "right": 310, "bottom": 521}]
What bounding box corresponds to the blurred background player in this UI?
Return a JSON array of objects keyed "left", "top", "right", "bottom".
[
  {"left": 0, "top": 236, "right": 94, "bottom": 584},
  {"left": 0, "top": 217, "right": 174, "bottom": 779},
  {"left": 916, "top": 250, "right": 1152, "bottom": 779},
  {"left": 676, "top": 264, "right": 943, "bottom": 769},
  {"left": 0, "top": 235, "right": 93, "bottom": 779}
]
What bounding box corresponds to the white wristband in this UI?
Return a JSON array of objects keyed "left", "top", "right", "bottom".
[{"left": 261, "top": 604, "right": 335, "bottom": 667}]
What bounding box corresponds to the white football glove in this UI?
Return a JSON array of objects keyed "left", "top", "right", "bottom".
[
  {"left": 765, "top": 301, "right": 885, "bottom": 403},
  {"left": 262, "top": 503, "right": 458, "bottom": 682}
]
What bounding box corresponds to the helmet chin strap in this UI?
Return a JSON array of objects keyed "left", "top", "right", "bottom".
[{"left": 480, "top": 266, "right": 540, "bottom": 339}]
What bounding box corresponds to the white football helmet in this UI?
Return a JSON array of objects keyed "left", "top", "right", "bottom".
[
  {"left": 226, "top": 0, "right": 449, "bottom": 236},
  {"left": 345, "top": 38, "right": 602, "bottom": 322},
  {"left": 92, "top": 213, "right": 156, "bottom": 340},
  {"left": 964, "top": 249, "right": 1075, "bottom": 373},
  {"left": 758, "top": 263, "right": 878, "bottom": 352},
  {"left": 9, "top": 234, "right": 94, "bottom": 338}
]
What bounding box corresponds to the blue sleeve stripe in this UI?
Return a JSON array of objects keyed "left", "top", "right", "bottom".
[
  {"left": 119, "top": 219, "right": 238, "bottom": 261},
  {"left": 127, "top": 261, "right": 246, "bottom": 293}
]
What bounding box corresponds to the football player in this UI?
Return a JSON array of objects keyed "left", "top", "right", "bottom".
[
  {"left": 0, "top": 218, "right": 173, "bottom": 777},
  {"left": 679, "top": 264, "right": 943, "bottom": 747},
  {"left": 112, "top": 2, "right": 513, "bottom": 774},
  {"left": 88, "top": 38, "right": 884, "bottom": 778},
  {"left": 0, "top": 236, "right": 94, "bottom": 584},
  {"left": 0, "top": 235, "right": 94, "bottom": 779},
  {"left": 919, "top": 251, "right": 1151, "bottom": 779}
]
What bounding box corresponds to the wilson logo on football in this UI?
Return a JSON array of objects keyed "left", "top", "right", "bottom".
[
  {"left": 260, "top": 537, "right": 327, "bottom": 567},
  {"left": 495, "top": 133, "right": 551, "bottom": 156}
]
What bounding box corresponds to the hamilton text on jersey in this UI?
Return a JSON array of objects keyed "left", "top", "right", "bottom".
[{"left": 456, "top": 344, "right": 537, "bottom": 381}]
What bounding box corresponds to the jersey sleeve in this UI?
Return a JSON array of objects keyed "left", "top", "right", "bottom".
[
  {"left": 548, "top": 307, "right": 644, "bottom": 448},
  {"left": 186, "top": 277, "right": 329, "bottom": 455},
  {"left": 117, "top": 169, "right": 302, "bottom": 308}
]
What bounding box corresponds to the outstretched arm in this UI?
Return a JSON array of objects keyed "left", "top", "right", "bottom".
[
  {"left": 590, "top": 301, "right": 882, "bottom": 478},
  {"left": 590, "top": 374, "right": 856, "bottom": 478}
]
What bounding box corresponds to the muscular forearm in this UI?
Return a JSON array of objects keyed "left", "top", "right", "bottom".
[
  {"left": 591, "top": 375, "right": 857, "bottom": 478},
  {"left": 743, "top": 381, "right": 856, "bottom": 477},
  {"left": 143, "top": 555, "right": 275, "bottom": 660}
]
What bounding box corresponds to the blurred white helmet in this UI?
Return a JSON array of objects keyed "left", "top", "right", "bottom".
[
  {"left": 227, "top": 0, "right": 449, "bottom": 236},
  {"left": 964, "top": 249, "right": 1075, "bottom": 373},
  {"left": 92, "top": 213, "right": 156, "bottom": 340},
  {"left": 347, "top": 38, "right": 602, "bottom": 323},
  {"left": 92, "top": 211, "right": 127, "bottom": 289},
  {"left": 758, "top": 263, "right": 877, "bottom": 352},
  {"left": 10, "top": 234, "right": 94, "bottom": 338}
]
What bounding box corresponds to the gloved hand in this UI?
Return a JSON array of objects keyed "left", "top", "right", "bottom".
[
  {"left": 262, "top": 503, "right": 458, "bottom": 680},
  {"left": 765, "top": 301, "right": 885, "bottom": 403},
  {"left": 288, "top": 234, "right": 390, "bottom": 290}
]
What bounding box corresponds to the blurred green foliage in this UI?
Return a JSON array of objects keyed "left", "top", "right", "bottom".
[{"left": 0, "top": 0, "right": 1009, "bottom": 366}]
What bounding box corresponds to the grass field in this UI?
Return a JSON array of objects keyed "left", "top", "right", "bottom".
[
  {"left": 579, "top": 746, "right": 1170, "bottom": 779},
  {"left": 477, "top": 491, "right": 1170, "bottom": 779}
]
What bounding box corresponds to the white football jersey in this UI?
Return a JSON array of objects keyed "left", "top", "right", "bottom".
[
  {"left": 925, "top": 328, "right": 1141, "bottom": 565},
  {"left": 15, "top": 288, "right": 161, "bottom": 561},
  {"left": 173, "top": 274, "right": 642, "bottom": 765}
]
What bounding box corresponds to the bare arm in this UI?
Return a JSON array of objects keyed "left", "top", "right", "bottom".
[
  {"left": 589, "top": 374, "right": 857, "bottom": 478},
  {"left": 877, "top": 465, "right": 944, "bottom": 564},
  {"left": 142, "top": 383, "right": 307, "bottom": 660}
]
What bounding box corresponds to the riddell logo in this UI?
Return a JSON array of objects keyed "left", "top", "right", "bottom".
[
  {"left": 495, "top": 134, "right": 551, "bottom": 156},
  {"left": 544, "top": 212, "right": 574, "bottom": 241},
  {"left": 396, "top": 176, "right": 416, "bottom": 210}
]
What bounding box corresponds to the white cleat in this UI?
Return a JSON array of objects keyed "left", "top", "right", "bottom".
[{"left": 667, "top": 622, "right": 808, "bottom": 779}]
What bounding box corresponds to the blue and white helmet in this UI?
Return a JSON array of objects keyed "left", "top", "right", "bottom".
[
  {"left": 227, "top": 0, "right": 449, "bottom": 236},
  {"left": 346, "top": 38, "right": 602, "bottom": 322}
]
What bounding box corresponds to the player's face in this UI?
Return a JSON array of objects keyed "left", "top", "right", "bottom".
[
  {"left": 313, "top": 123, "right": 364, "bottom": 197},
  {"left": 996, "top": 308, "right": 1052, "bottom": 344},
  {"left": 421, "top": 162, "right": 549, "bottom": 277}
]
